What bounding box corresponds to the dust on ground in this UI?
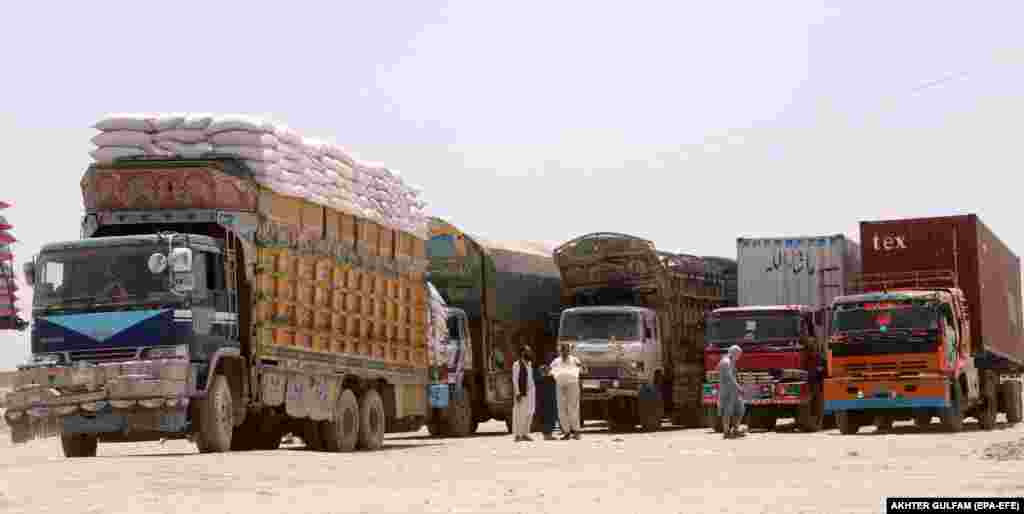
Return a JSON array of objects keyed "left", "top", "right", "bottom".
[{"left": 1, "top": 418, "right": 1022, "bottom": 514}]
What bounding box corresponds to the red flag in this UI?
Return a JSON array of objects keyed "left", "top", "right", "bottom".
[
  {"left": 0, "top": 201, "right": 10, "bottom": 209},
  {"left": 0, "top": 224, "right": 11, "bottom": 231},
  {"left": 0, "top": 232, "right": 14, "bottom": 244}
]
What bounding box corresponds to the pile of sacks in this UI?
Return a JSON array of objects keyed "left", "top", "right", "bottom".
[{"left": 89, "top": 113, "right": 429, "bottom": 238}]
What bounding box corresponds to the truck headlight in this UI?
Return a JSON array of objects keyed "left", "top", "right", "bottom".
[
  {"left": 28, "top": 353, "right": 63, "bottom": 366},
  {"left": 142, "top": 344, "right": 189, "bottom": 360}
]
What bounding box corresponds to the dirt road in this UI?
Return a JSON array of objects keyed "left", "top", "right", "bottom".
[{"left": 1, "top": 417, "right": 1022, "bottom": 514}]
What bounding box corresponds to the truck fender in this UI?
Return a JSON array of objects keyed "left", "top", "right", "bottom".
[{"left": 201, "top": 348, "right": 243, "bottom": 396}]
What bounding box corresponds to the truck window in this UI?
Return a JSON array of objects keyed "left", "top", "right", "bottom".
[{"left": 833, "top": 302, "right": 939, "bottom": 332}]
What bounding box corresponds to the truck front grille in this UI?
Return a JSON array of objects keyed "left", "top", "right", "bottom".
[{"left": 68, "top": 348, "right": 140, "bottom": 364}]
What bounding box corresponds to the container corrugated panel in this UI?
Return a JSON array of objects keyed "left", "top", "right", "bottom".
[
  {"left": 859, "top": 215, "right": 1023, "bottom": 366},
  {"left": 737, "top": 235, "right": 859, "bottom": 309}
]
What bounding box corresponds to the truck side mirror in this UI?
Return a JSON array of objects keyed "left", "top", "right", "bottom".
[
  {"left": 22, "top": 260, "right": 35, "bottom": 287},
  {"left": 148, "top": 253, "right": 168, "bottom": 274}
]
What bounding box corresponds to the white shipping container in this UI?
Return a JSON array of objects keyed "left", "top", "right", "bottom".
[{"left": 736, "top": 235, "right": 861, "bottom": 312}]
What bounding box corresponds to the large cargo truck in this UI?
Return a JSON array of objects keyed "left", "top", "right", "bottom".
[
  {"left": 425, "top": 218, "right": 562, "bottom": 435},
  {"left": 553, "top": 232, "right": 725, "bottom": 431},
  {"left": 826, "top": 214, "right": 1024, "bottom": 433},
  {"left": 3, "top": 157, "right": 440, "bottom": 456},
  {"left": 703, "top": 235, "right": 859, "bottom": 432}
]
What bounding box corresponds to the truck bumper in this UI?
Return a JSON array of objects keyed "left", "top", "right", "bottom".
[
  {"left": 702, "top": 381, "right": 814, "bottom": 407},
  {"left": 580, "top": 378, "right": 645, "bottom": 401},
  {"left": 824, "top": 376, "right": 949, "bottom": 412},
  {"left": 2, "top": 360, "right": 193, "bottom": 443}
]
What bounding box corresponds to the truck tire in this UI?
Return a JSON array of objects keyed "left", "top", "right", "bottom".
[
  {"left": 303, "top": 421, "right": 327, "bottom": 451},
  {"left": 427, "top": 421, "right": 443, "bottom": 437},
  {"left": 230, "top": 414, "right": 263, "bottom": 451},
  {"left": 61, "top": 433, "right": 98, "bottom": 458},
  {"left": 979, "top": 372, "right": 998, "bottom": 431},
  {"left": 874, "top": 416, "right": 894, "bottom": 433},
  {"left": 822, "top": 413, "right": 837, "bottom": 430},
  {"left": 357, "top": 389, "right": 385, "bottom": 451},
  {"left": 940, "top": 381, "right": 964, "bottom": 433},
  {"left": 914, "top": 414, "right": 932, "bottom": 428},
  {"left": 323, "top": 389, "right": 360, "bottom": 452},
  {"left": 196, "top": 374, "right": 234, "bottom": 453},
  {"left": 443, "top": 388, "right": 474, "bottom": 437},
  {"left": 837, "top": 412, "right": 860, "bottom": 435},
  {"left": 750, "top": 415, "right": 776, "bottom": 432},
  {"left": 1001, "top": 381, "right": 1022, "bottom": 424},
  {"left": 798, "top": 390, "right": 825, "bottom": 432}
]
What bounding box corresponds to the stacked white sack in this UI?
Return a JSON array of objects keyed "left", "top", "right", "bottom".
[{"left": 89, "top": 113, "right": 430, "bottom": 238}]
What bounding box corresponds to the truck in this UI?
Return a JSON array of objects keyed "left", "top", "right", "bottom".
[
  {"left": 553, "top": 232, "right": 725, "bottom": 432},
  {"left": 703, "top": 235, "right": 859, "bottom": 432},
  {"left": 3, "top": 156, "right": 441, "bottom": 456},
  {"left": 424, "top": 218, "right": 562, "bottom": 436},
  {"left": 826, "top": 214, "right": 1024, "bottom": 434}
]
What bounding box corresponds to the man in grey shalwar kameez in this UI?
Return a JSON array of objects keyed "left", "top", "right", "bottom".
[{"left": 718, "top": 345, "right": 746, "bottom": 439}]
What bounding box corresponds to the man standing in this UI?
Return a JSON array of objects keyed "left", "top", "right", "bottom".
[
  {"left": 535, "top": 355, "right": 558, "bottom": 440},
  {"left": 718, "top": 344, "right": 746, "bottom": 439},
  {"left": 551, "top": 342, "right": 583, "bottom": 440},
  {"left": 512, "top": 346, "right": 535, "bottom": 442}
]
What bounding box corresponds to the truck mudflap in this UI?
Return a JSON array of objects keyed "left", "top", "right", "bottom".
[
  {"left": 823, "top": 375, "right": 949, "bottom": 412},
  {"left": 702, "top": 381, "right": 814, "bottom": 407},
  {"left": 2, "top": 360, "right": 192, "bottom": 444}
]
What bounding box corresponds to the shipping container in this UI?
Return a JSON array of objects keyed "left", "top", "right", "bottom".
[
  {"left": 859, "top": 214, "right": 1024, "bottom": 368},
  {"left": 737, "top": 235, "right": 861, "bottom": 311}
]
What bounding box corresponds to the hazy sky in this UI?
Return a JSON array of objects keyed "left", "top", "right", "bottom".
[{"left": 2, "top": 1, "right": 1022, "bottom": 369}]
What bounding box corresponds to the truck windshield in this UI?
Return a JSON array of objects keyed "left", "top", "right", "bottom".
[
  {"left": 706, "top": 315, "right": 800, "bottom": 342},
  {"left": 560, "top": 312, "right": 639, "bottom": 340},
  {"left": 833, "top": 302, "right": 939, "bottom": 332},
  {"left": 34, "top": 245, "right": 172, "bottom": 308}
]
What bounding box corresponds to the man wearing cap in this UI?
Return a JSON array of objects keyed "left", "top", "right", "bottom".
[{"left": 550, "top": 342, "right": 583, "bottom": 440}]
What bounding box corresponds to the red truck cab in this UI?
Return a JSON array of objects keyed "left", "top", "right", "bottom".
[{"left": 703, "top": 305, "right": 831, "bottom": 432}]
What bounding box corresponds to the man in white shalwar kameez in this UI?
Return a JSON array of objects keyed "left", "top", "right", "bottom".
[
  {"left": 551, "top": 342, "right": 583, "bottom": 440},
  {"left": 511, "top": 346, "right": 536, "bottom": 442}
]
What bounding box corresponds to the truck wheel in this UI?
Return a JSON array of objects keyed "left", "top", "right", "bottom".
[
  {"left": 837, "top": 412, "right": 860, "bottom": 435},
  {"left": 427, "top": 421, "right": 443, "bottom": 437},
  {"left": 230, "top": 414, "right": 262, "bottom": 451},
  {"left": 874, "top": 416, "right": 894, "bottom": 433},
  {"left": 444, "top": 388, "right": 474, "bottom": 437},
  {"left": 979, "top": 372, "right": 998, "bottom": 431},
  {"left": 1001, "top": 381, "right": 1022, "bottom": 424},
  {"left": 357, "top": 389, "right": 385, "bottom": 451},
  {"left": 303, "top": 421, "right": 327, "bottom": 451},
  {"left": 940, "top": 382, "right": 964, "bottom": 433},
  {"left": 323, "top": 389, "right": 359, "bottom": 452},
  {"left": 61, "top": 433, "right": 98, "bottom": 458},
  {"left": 914, "top": 414, "right": 932, "bottom": 429},
  {"left": 749, "top": 415, "right": 776, "bottom": 431},
  {"left": 822, "top": 414, "right": 837, "bottom": 430},
  {"left": 798, "top": 390, "right": 825, "bottom": 432},
  {"left": 196, "top": 374, "right": 234, "bottom": 453}
]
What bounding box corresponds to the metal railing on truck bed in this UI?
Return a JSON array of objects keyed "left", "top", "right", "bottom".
[{"left": 848, "top": 270, "right": 958, "bottom": 294}]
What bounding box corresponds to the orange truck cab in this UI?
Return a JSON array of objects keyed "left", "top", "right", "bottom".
[{"left": 825, "top": 214, "right": 1024, "bottom": 434}]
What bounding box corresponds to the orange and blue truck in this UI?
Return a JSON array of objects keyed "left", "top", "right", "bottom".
[{"left": 826, "top": 214, "right": 1023, "bottom": 433}]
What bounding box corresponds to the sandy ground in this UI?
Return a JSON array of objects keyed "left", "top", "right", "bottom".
[{"left": 1, "top": 417, "right": 1023, "bottom": 514}]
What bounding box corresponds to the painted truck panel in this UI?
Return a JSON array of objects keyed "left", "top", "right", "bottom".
[
  {"left": 737, "top": 235, "right": 861, "bottom": 310},
  {"left": 859, "top": 214, "right": 1024, "bottom": 367},
  {"left": 426, "top": 218, "right": 561, "bottom": 414}
]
